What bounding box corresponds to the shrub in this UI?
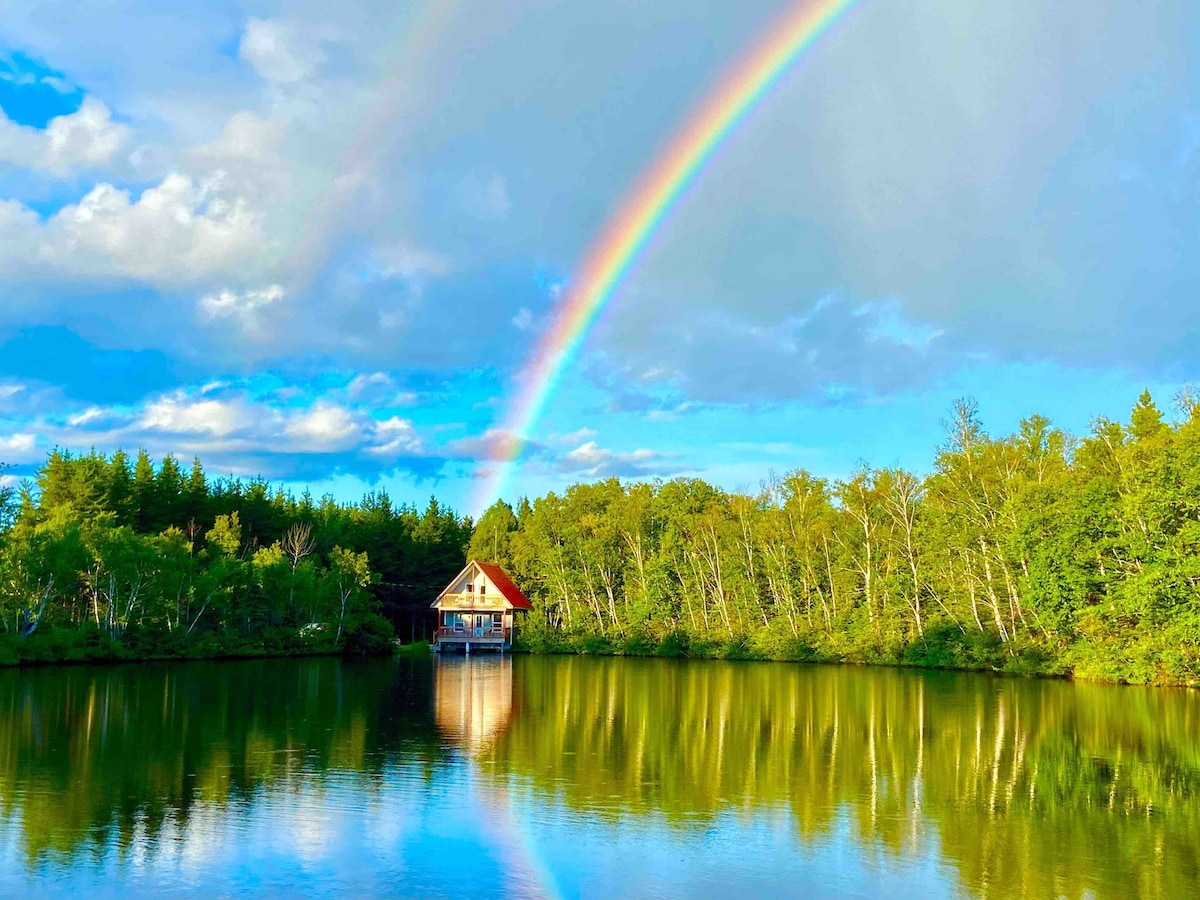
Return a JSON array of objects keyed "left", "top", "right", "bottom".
[
  {"left": 656, "top": 630, "right": 690, "bottom": 658},
  {"left": 577, "top": 634, "right": 614, "bottom": 655},
  {"left": 617, "top": 631, "right": 658, "bottom": 656},
  {"left": 343, "top": 613, "right": 395, "bottom": 656}
]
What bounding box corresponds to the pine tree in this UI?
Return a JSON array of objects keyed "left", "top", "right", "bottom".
[
  {"left": 1130, "top": 389, "right": 1166, "bottom": 441},
  {"left": 132, "top": 449, "right": 156, "bottom": 533}
]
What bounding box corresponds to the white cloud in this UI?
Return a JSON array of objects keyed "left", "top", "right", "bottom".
[
  {"left": 68, "top": 406, "right": 107, "bottom": 427},
  {"left": 191, "top": 111, "right": 284, "bottom": 167},
  {"left": 34, "top": 379, "right": 452, "bottom": 483},
  {"left": 0, "top": 0, "right": 1187, "bottom": 418},
  {"left": 44, "top": 98, "right": 129, "bottom": 171},
  {"left": 17, "top": 174, "right": 270, "bottom": 287},
  {"left": 646, "top": 402, "right": 694, "bottom": 422},
  {"left": 367, "top": 416, "right": 424, "bottom": 457},
  {"left": 0, "top": 433, "right": 38, "bottom": 462},
  {"left": 555, "top": 440, "right": 668, "bottom": 478},
  {"left": 0, "top": 97, "right": 128, "bottom": 175},
  {"left": 199, "top": 284, "right": 286, "bottom": 335},
  {"left": 374, "top": 241, "right": 451, "bottom": 280},
  {"left": 512, "top": 307, "right": 533, "bottom": 331},
  {"left": 239, "top": 19, "right": 326, "bottom": 84},
  {"left": 446, "top": 428, "right": 522, "bottom": 461},
  {"left": 0, "top": 68, "right": 36, "bottom": 87},
  {"left": 39, "top": 75, "right": 74, "bottom": 94},
  {"left": 347, "top": 372, "right": 392, "bottom": 397},
  {"left": 344, "top": 374, "right": 421, "bottom": 407},
  {"left": 139, "top": 394, "right": 255, "bottom": 437},
  {"left": 552, "top": 427, "right": 597, "bottom": 445},
  {"left": 282, "top": 403, "right": 360, "bottom": 451}
]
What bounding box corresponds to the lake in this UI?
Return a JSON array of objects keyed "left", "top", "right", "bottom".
[{"left": 0, "top": 654, "right": 1195, "bottom": 898}]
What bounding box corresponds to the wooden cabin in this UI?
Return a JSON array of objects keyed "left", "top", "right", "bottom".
[{"left": 431, "top": 561, "right": 531, "bottom": 652}]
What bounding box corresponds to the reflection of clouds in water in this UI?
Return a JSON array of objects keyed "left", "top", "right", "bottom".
[
  {"left": 0, "top": 657, "right": 1193, "bottom": 897},
  {"left": 433, "top": 656, "right": 561, "bottom": 899},
  {"left": 364, "top": 775, "right": 415, "bottom": 859},
  {"left": 155, "top": 780, "right": 419, "bottom": 890},
  {"left": 268, "top": 786, "right": 341, "bottom": 863}
]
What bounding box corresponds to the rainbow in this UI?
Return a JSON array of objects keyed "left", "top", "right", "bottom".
[{"left": 472, "top": 0, "right": 860, "bottom": 514}]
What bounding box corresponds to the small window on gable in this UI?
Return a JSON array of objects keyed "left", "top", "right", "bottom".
[
  {"left": 480, "top": 583, "right": 487, "bottom": 595},
  {"left": 466, "top": 583, "right": 473, "bottom": 592}
]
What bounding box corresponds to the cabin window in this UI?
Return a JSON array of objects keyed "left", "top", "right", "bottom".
[
  {"left": 480, "top": 584, "right": 487, "bottom": 595},
  {"left": 466, "top": 583, "right": 473, "bottom": 592},
  {"left": 492, "top": 613, "right": 502, "bottom": 627}
]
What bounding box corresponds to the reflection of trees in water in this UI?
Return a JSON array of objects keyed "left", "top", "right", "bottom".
[
  {"left": 0, "top": 656, "right": 1196, "bottom": 897},
  {"left": 0, "top": 658, "right": 442, "bottom": 864},
  {"left": 483, "top": 657, "right": 1200, "bottom": 899}
]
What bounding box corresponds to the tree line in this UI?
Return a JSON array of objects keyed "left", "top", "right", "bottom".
[
  {"left": 3, "top": 390, "right": 1200, "bottom": 681},
  {"left": 472, "top": 391, "right": 1200, "bottom": 684},
  {"left": 0, "top": 449, "right": 470, "bottom": 663}
]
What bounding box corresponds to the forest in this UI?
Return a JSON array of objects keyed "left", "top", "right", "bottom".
[
  {"left": 471, "top": 391, "right": 1200, "bottom": 685},
  {"left": 0, "top": 449, "right": 470, "bottom": 664},
  {"left": 3, "top": 390, "right": 1200, "bottom": 682}
]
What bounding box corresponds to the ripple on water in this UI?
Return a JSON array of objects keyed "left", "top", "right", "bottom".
[{"left": 0, "top": 655, "right": 1190, "bottom": 897}]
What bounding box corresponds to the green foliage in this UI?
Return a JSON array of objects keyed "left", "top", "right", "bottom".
[
  {"left": 469, "top": 501, "right": 519, "bottom": 568},
  {"left": 342, "top": 612, "right": 396, "bottom": 656},
  {"left": 488, "top": 393, "right": 1200, "bottom": 685},
  {"left": 0, "top": 449, "right": 479, "bottom": 665},
  {"left": 8, "top": 389, "right": 1200, "bottom": 682},
  {"left": 394, "top": 639, "right": 431, "bottom": 657}
]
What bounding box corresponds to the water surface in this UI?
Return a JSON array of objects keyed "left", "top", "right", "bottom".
[{"left": 0, "top": 655, "right": 1196, "bottom": 897}]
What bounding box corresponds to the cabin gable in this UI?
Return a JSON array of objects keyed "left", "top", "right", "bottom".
[
  {"left": 434, "top": 562, "right": 505, "bottom": 610},
  {"left": 432, "top": 560, "right": 532, "bottom": 611}
]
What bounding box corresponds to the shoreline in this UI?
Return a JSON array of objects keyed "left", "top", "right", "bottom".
[
  {"left": 510, "top": 632, "right": 1200, "bottom": 688},
  {"left": 5, "top": 633, "right": 1192, "bottom": 689},
  {"left": 0, "top": 633, "right": 402, "bottom": 670}
]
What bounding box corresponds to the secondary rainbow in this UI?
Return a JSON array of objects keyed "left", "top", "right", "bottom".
[{"left": 472, "top": 0, "right": 859, "bottom": 514}]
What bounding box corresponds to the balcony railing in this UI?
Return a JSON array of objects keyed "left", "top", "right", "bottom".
[
  {"left": 437, "top": 626, "right": 508, "bottom": 641},
  {"left": 438, "top": 592, "right": 505, "bottom": 609}
]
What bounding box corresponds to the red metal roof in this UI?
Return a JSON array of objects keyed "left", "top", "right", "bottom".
[{"left": 474, "top": 561, "right": 533, "bottom": 610}]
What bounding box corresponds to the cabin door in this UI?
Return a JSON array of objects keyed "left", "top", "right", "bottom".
[{"left": 474, "top": 614, "right": 486, "bottom": 637}]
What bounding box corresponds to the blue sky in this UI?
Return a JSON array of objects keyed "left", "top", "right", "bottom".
[{"left": 0, "top": 0, "right": 1198, "bottom": 514}]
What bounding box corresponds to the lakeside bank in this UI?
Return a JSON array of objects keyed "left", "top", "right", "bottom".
[{"left": 509, "top": 627, "right": 1200, "bottom": 687}]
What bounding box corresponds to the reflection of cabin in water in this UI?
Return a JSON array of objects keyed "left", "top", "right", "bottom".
[
  {"left": 431, "top": 561, "right": 532, "bottom": 652},
  {"left": 434, "top": 656, "right": 514, "bottom": 753}
]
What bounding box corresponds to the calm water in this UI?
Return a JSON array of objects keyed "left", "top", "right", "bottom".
[{"left": 0, "top": 655, "right": 1196, "bottom": 898}]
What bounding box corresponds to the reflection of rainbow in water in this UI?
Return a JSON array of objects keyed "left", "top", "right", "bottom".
[
  {"left": 434, "top": 657, "right": 562, "bottom": 899},
  {"left": 472, "top": 0, "right": 860, "bottom": 515}
]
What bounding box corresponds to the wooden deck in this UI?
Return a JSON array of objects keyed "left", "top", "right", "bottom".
[
  {"left": 439, "top": 592, "right": 505, "bottom": 609},
  {"left": 434, "top": 626, "right": 511, "bottom": 652}
]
